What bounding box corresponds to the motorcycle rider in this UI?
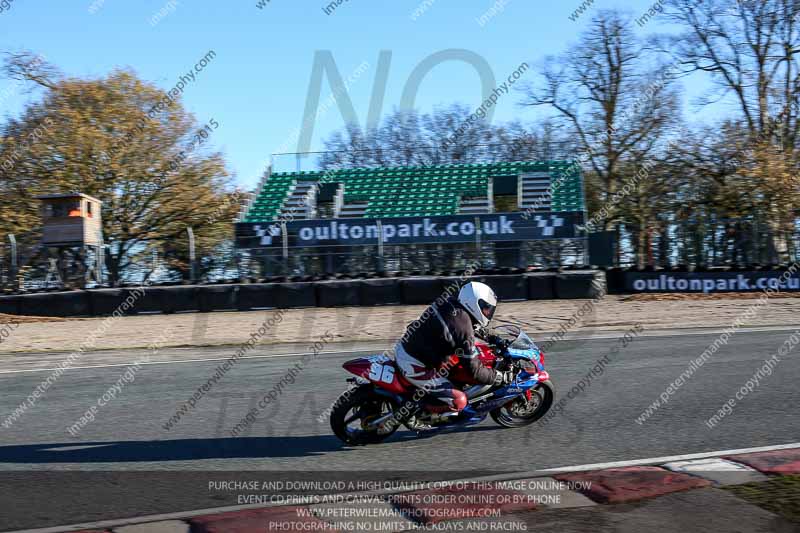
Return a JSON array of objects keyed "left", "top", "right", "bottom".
[{"left": 394, "top": 281, "right": 514, "bottom": 414}]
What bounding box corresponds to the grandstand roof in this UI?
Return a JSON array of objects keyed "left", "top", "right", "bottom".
[{"left": 242, "top": 160, "right": 583, "bottom": 223}]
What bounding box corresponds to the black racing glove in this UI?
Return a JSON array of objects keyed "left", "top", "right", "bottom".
[
  {"left": 487, "top": 334, "right": 504, "bottom": 347},
  {"left": 476, "top": 326, "right": 503, "bottom": 347}
]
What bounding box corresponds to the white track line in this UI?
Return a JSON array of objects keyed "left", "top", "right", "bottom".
[
  {"left": 10, "top": 442, "right": 800, "bottom": 533},
  {"left": 0, "top": 325, "right": 796, "bottom": 375},
  {"left": 0, "top": 349, "right": 379, "bottom": 375}
]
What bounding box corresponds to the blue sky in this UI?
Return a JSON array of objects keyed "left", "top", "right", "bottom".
[{"left": 0, "top": 0, "right": 704, "bottom": 190}]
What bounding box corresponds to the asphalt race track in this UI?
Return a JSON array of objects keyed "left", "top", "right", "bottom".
[{"left": 0, "top": 328, "right": 798, "bottom": 530}]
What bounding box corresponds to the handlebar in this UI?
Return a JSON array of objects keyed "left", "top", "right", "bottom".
[{"left": 487, "top": 334, "right": 511, "bottom": 350}]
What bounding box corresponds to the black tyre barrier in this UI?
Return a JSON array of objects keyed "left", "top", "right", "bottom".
[
  {"left": 475, "top": 275, "right": 528, "bottom": 302},
  {"left": 359, "top": 278, "right": 403, "bottom": 306},
  {"left": 166, "top": 286, "right": 201, "bottom": 313},
  {"left": 0, "top": 295, "right": 20, "bottom": 316},
  {"left": 127, "top": 287, "right": 161, "bottom": 314},
  {"left": 401, "top": 277, "right": 450, "bottom": 305},
  {"left": 236, "top": 283, "right": 278, "bottom": 311},
  {"left": 316, "top": 280, "right": 361, "bottom": 307},
  {"left": 526, "top": 273, "right": 556, "bottom": 300},
  {"left": 88, "top": 289, "right": 141, "bottom": 316},
  {"left": 3, "top": 271, "right": 608, "bottom": 316},
  {"left": 554, "top": 270, "right": 605, "bottom": 299},
  {"left": 274, "top": 282, "right": 317, "bottom": 308},
  {"left": 18, "top": 291, "right": 91, "bottom": 317},
  {"left": 134, "top": 286, "right": 200, "bottom": 314},
  {"left": 604, "top": 269, "right": 626, "bottom": 294},
  {"left": 198, "top": 285, "right": 238, "bottom": 312},
  {"left": 401, "top": 277, "right": 444, "bottom": 305},
  {"left": 439, "top": 276, "right": 467, "bottom": 300}
]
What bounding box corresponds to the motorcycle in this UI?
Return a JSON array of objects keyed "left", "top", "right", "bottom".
[{"left": 330, "top": 324, "right": 554, "bottom": 445}]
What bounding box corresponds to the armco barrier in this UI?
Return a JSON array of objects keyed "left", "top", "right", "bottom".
[
  {"left": 526, "top": 273, "right": 556, "bottom": 300},
  {"left": 555, "top": 270, "right": 605, "bottom": 299},
  {"left": 359, "top": 278, "right": 403, "bottom": 306},
  {"left": 236, "top": 284, "right": 277, "bottom": 311},
  {"left": 274, "top": 282, "right": 317, "bottom": 308},
  {"left": 0, "top": 295, "right": 20, "bottom": 316},
  {"left": 18, "top": 291, "right": 90, "bottom": 317},
  {"left": 316, "top": 280, "right": 361, "bottom": 307},
  {"left": 198, "top": 285, "right": 238, "bottom": 312}
]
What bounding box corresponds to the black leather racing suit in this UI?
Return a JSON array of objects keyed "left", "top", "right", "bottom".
[{"left": 395, "top": 297, "right": 499, "bottom": 410}]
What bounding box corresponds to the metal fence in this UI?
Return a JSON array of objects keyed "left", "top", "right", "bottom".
[
  {"left": 242, "top": 239, "right": 587, "bottom": 278},
  {"left": 5, "top": 221, "right": 800, "bottom": 291},
  {"left": 0, "top": 237, "right": 588, "bottom": 290},
  {"left": 615, "top": 217, "right": 800, "bottom": 269}
]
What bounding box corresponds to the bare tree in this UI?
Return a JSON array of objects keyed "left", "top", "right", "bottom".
[
  {"left": 664, "top": 0, "right": 800, "bottom": 261},
  {"left": 318, "top": 105, "right": 571, "bottom": 169},
  {"left": 523, "top": 10, "right": 681, "bottom": 238},
  {"left": 665, "top": 0, "right": 800, "bottom": 148}
]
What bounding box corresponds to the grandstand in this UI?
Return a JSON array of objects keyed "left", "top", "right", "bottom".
[
  {"left": 235, "top": 158, "right": 586, "bottom": 274},
  {"left": 240, "top": 160, "right": 584, "bottom": 223}
]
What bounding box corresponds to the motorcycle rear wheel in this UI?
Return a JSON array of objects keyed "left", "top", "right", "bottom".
[
  {"left": 490, "top": 380, "right": 555, "bottom": 428},
  {"left": 330, "top": 386, "right": 401, "bottom": 446}
]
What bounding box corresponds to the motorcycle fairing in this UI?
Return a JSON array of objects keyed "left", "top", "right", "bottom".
[{"left": 342, "top": 356, "right": 410, "bottom": 395}]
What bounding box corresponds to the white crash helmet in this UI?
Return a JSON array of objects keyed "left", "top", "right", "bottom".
[{"left": 457, "top": 281, "right": 498, "bottom": 327}]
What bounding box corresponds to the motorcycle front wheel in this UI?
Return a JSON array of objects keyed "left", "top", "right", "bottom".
[
  {"left": 490, "top": 380, "right": 555, "bottom": 428},
  {"left": 330, "top": 386, "right": 401, "bottom": 446}
]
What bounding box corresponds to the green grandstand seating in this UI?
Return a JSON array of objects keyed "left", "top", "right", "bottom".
[{"left": 243, "top": 161, "right": 584, "bottom": 222}]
